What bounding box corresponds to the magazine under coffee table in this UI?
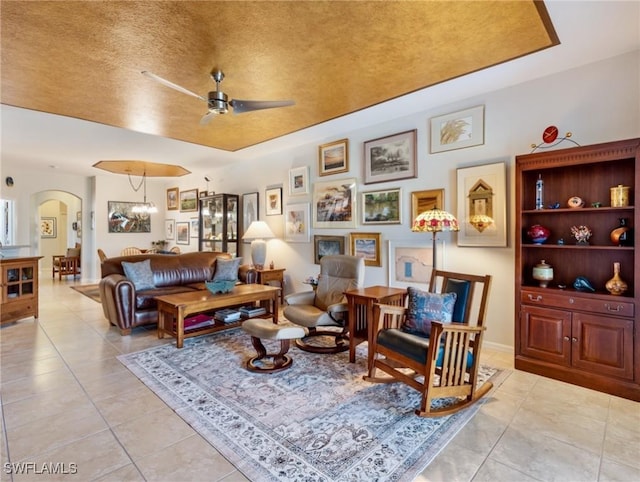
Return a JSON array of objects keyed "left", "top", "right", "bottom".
[{"left": 156, "top": 284, "right": 280, "bottom": 348}]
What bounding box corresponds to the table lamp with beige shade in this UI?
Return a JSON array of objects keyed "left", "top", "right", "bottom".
[{"left": 242, "top": 221, "right": 275, "bottom": 270}]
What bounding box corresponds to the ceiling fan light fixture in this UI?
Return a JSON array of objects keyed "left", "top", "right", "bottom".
[{"left": 208, "top": 91, "right": 228, "bottom": 114}]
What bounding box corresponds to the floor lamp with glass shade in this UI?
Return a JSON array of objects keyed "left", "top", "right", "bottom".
[
  {"left": 242, "top": 221, "right": 275, "bottom": 270},
  {"left": 411, "top": 207, "right": 460, "bottom": 269}
]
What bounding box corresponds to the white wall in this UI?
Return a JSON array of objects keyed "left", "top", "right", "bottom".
[
  {"left": 180, "top": 51, "right": 640, "bottom": 350},
  {"left": 1, "top": 51, "right": 638, "bottom": 349}
]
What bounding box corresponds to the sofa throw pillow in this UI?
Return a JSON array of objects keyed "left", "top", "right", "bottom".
[
  {"left": 212, "top": 257, "right": 242, "bottom": 281},
  {"left": 122, "top": 259, "right": 155, "bottom": 291},
  {"left": 401, "top": 287, "right": 457, "bottom": 337}
]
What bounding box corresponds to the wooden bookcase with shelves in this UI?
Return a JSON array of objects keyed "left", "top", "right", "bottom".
[{"left": 515, "top": 138, "right": 639, "bottom": 401}]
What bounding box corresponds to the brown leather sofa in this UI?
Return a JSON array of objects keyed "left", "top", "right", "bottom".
[{"left": 99, "top": 252, "right": 256, "bottom": 335}]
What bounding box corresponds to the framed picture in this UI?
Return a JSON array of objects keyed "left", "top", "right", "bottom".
[
  {"left": 411, "top": 188, "right": 445, "bottom": 224},
  {"left": 285, "top": 203, "right": 310, "bottom": 243},
  {"left": 388, "top": 240, "right": 442, "bottom": 288},
  {"left": 176, "top": 222, "right": 190, "bottom": 244},
  {"left": 40, "top": 217, "right": 56, "bottom": 238},
  {"left": 456, "top": 161, "right": 507, "bottom": 247},
  {"left": 190, "top": 217, "right": 199, "bottom": 238},
  {"left": 430, "top": 105, "right": 485, "bottom": 153},
  {"left": 318, "top": 138, "right": 349, "bottom": 176},
  {"left": 312, "top": 177, "right": 357, "bottom": 229},
  {"left": 199, "top": 191, "right": 209, "bottom": 198},
  {"left": 107, "top": 201, "right": 151, "bottom": 233},
  {"left": 75, "top": 211, "right": 82, "bottom": 237},
  {"left": 165, "top": 219, "right": 175, "bottom": 240},
  {"left": 364, "top": 129, "right": 417, "bottom": 184},
  {"left": 314, "top": 235, "right": 345, "bottom": 264},
  {"left": 349, "top": 232, "right": 382, "bottom": 267},
  {"left": 361, "top": 188, "right": 402, "bottom": 224},
  {"left": 166, "top": 187, "right": 179, "bottom": 211},
  {"left": 265, "top": 187, "right": 283, "bottom": 216},
  {"left": 242, "top": 192, "right": 259, "bottom": 241},
  {"left": 289, "top": 166, "right": 310, "bottom": 196},
  {"left": 179, "top": 189, "right": 198, "bottom": 212}
]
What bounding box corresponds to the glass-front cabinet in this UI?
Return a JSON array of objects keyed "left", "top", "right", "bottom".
[{"left": 198, "top": 193, "right": 239, "bottom": 256}]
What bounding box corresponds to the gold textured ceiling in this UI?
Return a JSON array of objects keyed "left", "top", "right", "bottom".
[{"left": 1, "top": 1, "right": 558, "bottom": 152}]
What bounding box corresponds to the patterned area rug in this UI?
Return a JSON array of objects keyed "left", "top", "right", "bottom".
[
  {"left": 118, "top": 328, "right": 508, "bottom": 481},
  {"left": 70, "top": 284, "right": 101, "bottom": 303}
]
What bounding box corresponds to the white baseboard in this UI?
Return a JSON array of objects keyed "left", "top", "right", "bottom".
[{"left": 484, "top": 341, "right": 513, "bottom": 353}]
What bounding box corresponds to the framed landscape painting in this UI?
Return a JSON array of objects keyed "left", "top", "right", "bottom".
[
  {"left": 361, "top": 188, "right": 401, "bottom": 224},
  {"left": 179, "top": 189, "right": 198, "bottom": 212},
  {"left": 349, "top": 232, "right": 382, "bottom": 267},
  {"left": 364, "top": 129, "right": 416, "bottom": 184},
  {"left": 312, "top": 178, "right": 357, "bottom": 229},
  {"left": 318, "top": 138, "right": 349, "bottom": 176},
  {"left": 314, "top": 235, "right": 345, "bottom": 264}
]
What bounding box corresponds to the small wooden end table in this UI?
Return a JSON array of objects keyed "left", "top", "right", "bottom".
[
  {"left": 255, "top": 268, "right": 286, "bottom": 304},
  {"left": 344, "top": 286, "right": 407, "bottom": 368},
  {"left": 156, "top": 284, "right": 280, "bottom": 348}
]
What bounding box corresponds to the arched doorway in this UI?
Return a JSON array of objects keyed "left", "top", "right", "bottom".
[{"left": 33, "top": 190, "right": 82, "bottom": 278}]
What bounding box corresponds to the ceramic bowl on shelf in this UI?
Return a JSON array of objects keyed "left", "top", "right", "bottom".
[{"left": 527, "top": 224, "right": 550, "bottom": 244}]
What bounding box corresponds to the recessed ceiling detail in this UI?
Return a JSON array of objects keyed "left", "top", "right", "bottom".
[{"left": 1, "top": 1, "right": 559, "bottom": 152}]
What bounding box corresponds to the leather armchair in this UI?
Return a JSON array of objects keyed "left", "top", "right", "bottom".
[{"left": 284, "top": 255, "right": 364, "bottom": 353}]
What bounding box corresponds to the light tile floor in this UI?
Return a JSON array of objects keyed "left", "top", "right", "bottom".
[{"left": 1, "top": 277, "right": 638, "bottom": 481}]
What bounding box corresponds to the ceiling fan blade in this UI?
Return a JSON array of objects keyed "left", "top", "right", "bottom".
[
  {"left": 141, "top": 71, "right": 208, "bottom": 103},
  {"left": 230, "top": 99, "right": 295, "bottom": 114},
  {"left": 200, "top": 111, "right": 216, "bottom": 125}
]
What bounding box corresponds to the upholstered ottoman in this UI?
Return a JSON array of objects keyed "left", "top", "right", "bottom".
[{"left": 241, "top": 319, "right": 305, "bottom": 373}]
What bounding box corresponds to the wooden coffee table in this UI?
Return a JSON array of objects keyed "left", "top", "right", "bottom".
[{"left": 156, "top": 284, "right": 280, "bottom": 348}]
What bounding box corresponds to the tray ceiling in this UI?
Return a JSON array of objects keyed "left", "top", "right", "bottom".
[{"left": 1, "top": 1, "right": 558, "bottom": 152}]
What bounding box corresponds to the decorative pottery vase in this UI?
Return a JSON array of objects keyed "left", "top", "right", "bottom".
[
  {"left": 610, "top": 218, "right": 632, "bottom": 247},
  {"left": 571, "top": 225, "right": 592, "bottom": 245},
  {"left": 527, "top": 224, "right": 550, "bottom": 244},
  {"left": 532, "top": 260, "right": 553, "bottom": 288},
  {"left": 605, "top": 262, "right": 628, "bottom": 296}
]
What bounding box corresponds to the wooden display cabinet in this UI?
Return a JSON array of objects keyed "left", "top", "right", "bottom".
[
  {"left": 1, "top": 256, "right": 43, "bottom": 324},
  {"left": 198, "top": 193, "right": 239, "bottom": 256},
  {"left": 515, "top": 138, "right": 639, "bottom": 401}
]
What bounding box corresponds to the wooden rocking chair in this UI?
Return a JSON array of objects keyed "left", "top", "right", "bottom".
[{"left": 364, "top": 270, "right": 492, "bottom": 417}]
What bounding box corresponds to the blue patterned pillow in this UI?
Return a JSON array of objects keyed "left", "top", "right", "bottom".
[
  {"left": 402, "top": 287, "right": 457, "bottom": 337},
  {"left": 122, "top": 259, "right": 155, "bottom": 291},
  {"left": 212, "top": 257, "right": 242, "bottom": 281}
]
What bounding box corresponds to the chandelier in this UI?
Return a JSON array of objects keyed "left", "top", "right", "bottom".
[{"left": 129, "top": 172, "right": 158, "bottom": 214}]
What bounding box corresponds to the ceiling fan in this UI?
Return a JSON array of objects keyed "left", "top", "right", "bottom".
[{"left": 142, "top": 69, "right": 295, "bottom": 125}]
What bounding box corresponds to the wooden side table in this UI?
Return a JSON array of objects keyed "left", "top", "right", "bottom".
[
  {"left": 256, "top": 268, "right": 286, "bottom": 304},
  {"left": 345, "top": 286, "right": 407, "bottom": 368}
]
